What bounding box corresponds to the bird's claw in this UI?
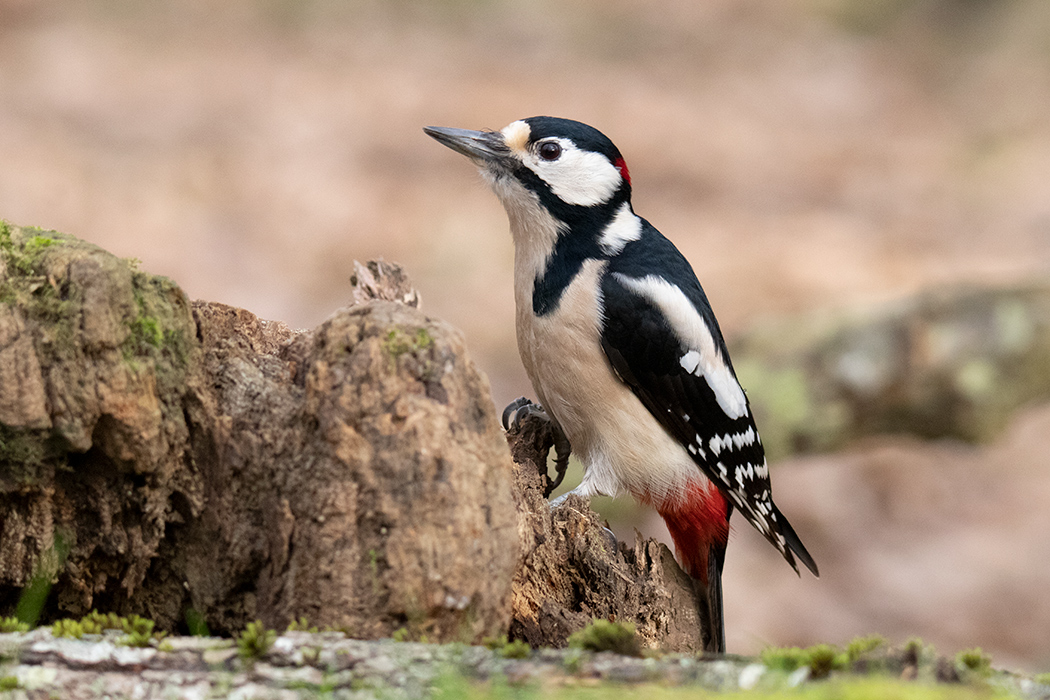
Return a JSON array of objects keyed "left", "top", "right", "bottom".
[
  {"left": 501, "top": 396, "right": 546, "bottom": 432},
  {"left": 502, "top": 396, "right": 572, "bottom": 497}
]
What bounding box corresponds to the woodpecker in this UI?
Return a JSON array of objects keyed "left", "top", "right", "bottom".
[{"left": 424, "top": 116, "right": 818, "bottom": 653}]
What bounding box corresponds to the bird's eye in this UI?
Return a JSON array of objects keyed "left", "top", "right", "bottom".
[{"left": 538, "top": 141, "right": 562, "bottom": 161}]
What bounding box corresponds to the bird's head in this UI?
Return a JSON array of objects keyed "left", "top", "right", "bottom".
[{"left": 424, "top": 117, "right": 632, "bottom": 218}]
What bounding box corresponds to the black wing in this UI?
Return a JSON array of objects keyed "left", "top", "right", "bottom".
[{"left": 600, "top": 226, "right": 817, "bottom": 576}]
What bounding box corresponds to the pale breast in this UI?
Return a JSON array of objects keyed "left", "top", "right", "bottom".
[{"left": 515, "top": 259, "right": 709, "bottom": 506}]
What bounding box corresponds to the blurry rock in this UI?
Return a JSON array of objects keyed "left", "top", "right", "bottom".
[{"left": 734, "top": 282, "right": 1050, "bottom": 459}]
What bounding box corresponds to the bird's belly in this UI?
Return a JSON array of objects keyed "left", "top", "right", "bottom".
[{"left": 516, "top": 259, "right": 712, "bottom": 508}]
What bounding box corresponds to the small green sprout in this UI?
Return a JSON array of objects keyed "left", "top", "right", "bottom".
[
  {"left": 287, "top": 617, "right": 319, "bottom": 633},
  {"left": 806, "top": 643, "right": 849, "bottom": 679},
  {"left": 82, "top": 610, "right": 125, "bottom": 631},
  {"left": 51, "top": 619, "right": 84, "bottom": 639},
  {"left": 499, "top": 639, "right": 531, "bottom": 659},
  {"left": 237, "top": 620, "right": 276, "bottom": 660},
  {"left": 846, "top": 634, "right": 886, "bottom": 662},
  {"left": 567, "top": 619, "right": 642, "bottom": 658},
  {"left": 184, "top": 607, "right": 210, "bottom": 637},
  {"left": 0, "top": 617, "right": 29, "bottom": 633},
  {"left": 119, "top": 615, "right": 166, "bottom": 648},
  {"left": 955, "top": 647, "right": 992, "bottom": 678},
  {"left": 761, "top": 643, "right": 848, "bottom": 678},
  {"left": 482, "top": 634, "right": 507, "bottom": 650}
]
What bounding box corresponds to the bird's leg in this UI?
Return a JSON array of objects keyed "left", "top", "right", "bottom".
[{"left": 502, "top": 396, "right": 572, "bottom": 497}]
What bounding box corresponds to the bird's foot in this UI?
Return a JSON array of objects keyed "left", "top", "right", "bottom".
[
  {"left": 501, "top": 396, "right": 544, "bottom": 432},
  {"left": 502, "top": 396, "right": 572, "bottom": 497}
]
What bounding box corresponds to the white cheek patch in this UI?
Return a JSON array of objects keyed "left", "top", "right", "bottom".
[
  {"left": 613, "top": 273, "right": 748, "bottom": 419},
  {"left": 523, "top": 138, "right": 622, "bottom": 207},
  {"left": 598, "top": 203, "right": 643, "bottom": 254}
]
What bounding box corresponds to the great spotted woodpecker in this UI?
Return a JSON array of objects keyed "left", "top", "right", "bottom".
[{"left": 425, "top": 116, "right": 818, "bottom": 653}]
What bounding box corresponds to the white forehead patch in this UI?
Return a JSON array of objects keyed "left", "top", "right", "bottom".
[{"left": 501, "top": 120, "right": 531, "bottom": 155}]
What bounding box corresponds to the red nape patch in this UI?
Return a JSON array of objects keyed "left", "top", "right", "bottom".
[
  {"left": 657, "top": 486, "right": 729, "bottom": 583},
  {"left": 613, "top": 157, "right": 631, "bottom": 186}
]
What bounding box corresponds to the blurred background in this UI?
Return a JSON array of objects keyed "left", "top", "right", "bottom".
[{"left": 1, "top": 0, "right": 1049, "bottom": 670}]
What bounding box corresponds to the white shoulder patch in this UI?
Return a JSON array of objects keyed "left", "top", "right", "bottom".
[
  {"left": 598, "top": 203, "right": 643, "bottom": 254},
  {"left": 613, "top": 273, "right": 748, "bottom": 420}
]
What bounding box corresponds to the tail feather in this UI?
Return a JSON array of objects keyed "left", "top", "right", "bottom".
[
  {"left": 691, "top": 540, "right": 726, "bottom": 654},
  {"left": 773, "top": 505, "right": 819, "bottom": 577}
]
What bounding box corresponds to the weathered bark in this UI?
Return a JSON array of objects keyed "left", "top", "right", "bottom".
[
  {"left": 0, "top": 224, "right": 201, "bottom": 626},
  {"left": 181, "top": 298, "right": 520, "bottom": 640},
  {"left": 0, "top": 223, "right": 519, "bottom": 642},
  {"left": 505, "top": 416, "right": 704, "bottom": 652}
]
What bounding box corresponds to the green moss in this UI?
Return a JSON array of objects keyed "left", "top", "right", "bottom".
[
  {"left": 761, "top": 645, "right": 810, "bottom": 672},
  {"left": 287, "top": 617, "right": 318, "bottom": 633},
  {"left": 236, "top": 620, "right": 276, "bottom": 660},
  {"left": 391, "top": 627, "right": 410, "bottom": 642},
  {"left": 0, "top": 425, "right": 50, "bottom": 470},
  {"left": 0, "top": 617, "right": 29, "bottom": 633},
  {"left": 119, "top": 616, "right": 166, "bottom": 648},
  {"left": 184, "top": 607, "right": 210, "bottom": 637},
  {"left": 429, "top": 675, "right": 1010, "bottom": 699},
  {"left": 955, "top": 648, "right": 992, "bottom": 678},
  {"left": 846, "top": 634, "right": 886, "bottom": 662},
  {"left": 16, "top": 531, "right": 70, "bottom": 628},
  {"left": 904, "top": 636, "right": 935, "bottom": 662},
  {"left": 81, "top": 610, "right": 124, "bottom": 632},
  {"left": 0, "top": 676, "right": 19, "bottom": 691},
  {"left": 49, "top": 611, "right": 166, "bottom": 646},
  {"left": 567, "top": 619, "right": 642, "bottom": 658},
  {"left": 383, "top": 327, "right": 434, "bottom": 359},
  {"left": 0, "top": 227, "right": 61, "bottom": 278},
  {"left": 482, "top": 635, "right": 531, "bottom": 659},
  {"left": 482, "top": 634, "right": 506, "bottom": 650},
  {"left": 761, "top": 643, "right": 848, "bottom": 678},
  {"left": 499, "top": 639, "right": 532, "bottom": 659},
  {"left": 1034, "top": 672, "right": 1050, "bottom": 685},
  {"left": 123, "top": 271, "right": 190, "bottom": 368},
  {"left": 51, "top": 618, "right": 84, "bottom": 639}
]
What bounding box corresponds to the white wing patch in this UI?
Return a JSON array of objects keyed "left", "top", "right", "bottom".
[
  {"left": 598, "top": 203, "right": 643, "bottom": 254},
  {"left": 613, "top": 273, "right": 748, "bottom": 419}
]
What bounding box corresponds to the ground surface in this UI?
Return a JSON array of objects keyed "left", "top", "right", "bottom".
[
  {"left": 1, "top": 629, "right": 1047, "bottom": 699},
  {"left": 1, "top": 0, "right": 1049, "bottom": 671}
]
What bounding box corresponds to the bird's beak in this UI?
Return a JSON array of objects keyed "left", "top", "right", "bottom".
[{"left": 423, "top": 126, "right": 510, "bottom": 165}]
